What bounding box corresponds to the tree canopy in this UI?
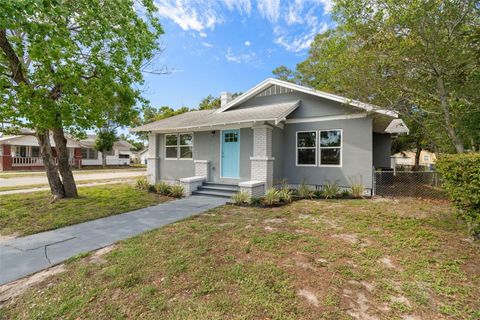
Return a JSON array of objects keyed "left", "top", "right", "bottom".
[
  {"left": 0, "top": 0, "right": 163, "bottom": 198},
  {"left": 275, "top": 0, "right": 480, "bottom": 153}
]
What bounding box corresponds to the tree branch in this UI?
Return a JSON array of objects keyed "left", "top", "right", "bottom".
[{"left": 0, "top": 29, "right": 29, "bottom": 85}]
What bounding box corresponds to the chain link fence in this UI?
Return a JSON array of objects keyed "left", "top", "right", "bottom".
[{"left": 374, "top": 171, "right": 446, "bottom": 199}]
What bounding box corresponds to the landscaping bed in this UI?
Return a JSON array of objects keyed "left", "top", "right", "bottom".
[
  {"left": 1, "top": 198, "right": 478, "bottom": 319},
  {"left": 0, "top": 184, "right": 170, "bottom": 237}
]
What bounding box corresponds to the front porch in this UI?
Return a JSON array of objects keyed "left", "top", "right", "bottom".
[
  {"left": 0, "top": 144, "right": 81, "bottom": 171},
  {"left": 146, "top": 124, "right": 277, "bottom": 197}
]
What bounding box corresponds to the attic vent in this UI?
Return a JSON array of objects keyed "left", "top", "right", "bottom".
[{"left": 255, "top": 84, "right": 293, "bottom": 97}]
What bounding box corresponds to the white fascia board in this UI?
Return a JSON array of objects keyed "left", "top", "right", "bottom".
[{"left": 216, "top": 78, "right": 398, "bottom": 118}]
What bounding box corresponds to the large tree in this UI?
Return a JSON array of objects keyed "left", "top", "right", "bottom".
[
  {"left": 0, "top": 1, "right": 163, "bottom": 199},
  {"left": 279, "top": 0, "right": 480, "bottom": 153}
]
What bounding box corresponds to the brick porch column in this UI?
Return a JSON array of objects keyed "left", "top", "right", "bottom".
[
  {"left": 250, "top": 125, "right": 274, "bottom": 188},
  {"left": 1, "top": 145, "right": 12, "bottom": 171},
  {"left": 74, "top": 147, "right": 82, "bottom": 168},
  {"left": 147, "top": 133, "right": 160, "bottom": 184}
]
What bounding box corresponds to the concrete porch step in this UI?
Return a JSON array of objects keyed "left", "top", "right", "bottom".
[
  {"left": 198, "top": 185, "right": 239, "bottom": 192},
  {"left": 191, "top": 189, "right": 235, "bottom": 198}
]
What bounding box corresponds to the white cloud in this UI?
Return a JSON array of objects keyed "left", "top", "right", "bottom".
[
  {"left": 257, "top": 0, "right": 281, "bottom": 22},
  {"left": 153, "top": 0, "right": 332, "bottom": 53},
  {"left": 223, "top": 0, "right": 252, "bottom": 15},
  {"left": 275, "top": 21, "right": 328, "bottom": 52},
  {"left": 225, "top": 47, "right": 257, "bottom": 64},
  {"left": 317, "top": 0, "right": 333, "bottom": 13},
  {"left": 154, "top": 1, "right": 220, "bottom": 31},
  {"left": 202, "top": 42, "right": 214, "bottom": 47}
]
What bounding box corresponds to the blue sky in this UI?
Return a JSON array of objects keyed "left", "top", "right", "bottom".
[{"left": 142, "top": 0, "right": 333, "bottom": 110}]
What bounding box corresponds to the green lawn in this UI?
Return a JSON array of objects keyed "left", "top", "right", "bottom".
[
  {"left": 0, "top": 176, "right": 145, "bottom": 192},
  {"left": 0, "top": 184, "right": 169, "bottom": 237},
  {"left": 1, "top": 198, "right": 478, "bottom": 319}
]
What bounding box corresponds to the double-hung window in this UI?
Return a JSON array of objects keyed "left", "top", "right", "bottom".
[
  {"left": 81, "top": 148, "right": 98, "bottom": 160},
  {"left": 165, "top": 133, "right": 193, "bottom": 159},
  {"left": 296, "top": 129, "right": 342, "bottom": 167},
  {"left": 296, "top": 131, "right": 317, "bottom": 166},
  {"left": 319, "top": 129, "right": 342, "bottom": 166}
]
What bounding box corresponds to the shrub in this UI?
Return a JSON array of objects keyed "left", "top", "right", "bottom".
[
  {"left": 323, "top": 182, "right": 340, "bottom": 199},
  {"left": 437, "top": 153, "right": 480, "bottom": 239},
  {"left": 350, "top": 183, "right": 364, "bottom": 198},
  {"left": 250, "top": 197, "right": 262, "bottom": 207},
  {"left": 297, "top": 182, "right": 315, "bottom": 199},
  {"left": 154, "top": 181, "right": 171, "bottom": 196},
  {"left": 231, "top": 191, "right": 250, "bottom": 205},
  {"left": 135, "top": 177, "right": 150, "bottom": 190},
  {"left": 169, "top": 184, "right": 184, "bottom": 198},
  {"left": 263, "top": 188, "right": 281, "bottom": 205},
  {"left": 278, "top": 187, "right": 293, "bottom": 203}
]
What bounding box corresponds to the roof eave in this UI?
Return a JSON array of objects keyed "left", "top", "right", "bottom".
[{"left": 216, "top": 78, "right": 398, "bottom": 118}]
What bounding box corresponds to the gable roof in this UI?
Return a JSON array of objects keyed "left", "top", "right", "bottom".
[
  {"left": 78, "top": 135, "right": 134, "bottom": 150},
  {"left": 0, "top": 132, "right": 135, "bottom": 150},
  {"left": 130, "top": 100, "right": 300, "bottom": 133},
  {"left": 216, "top": 78, "right": 398, "bottom": 118}
]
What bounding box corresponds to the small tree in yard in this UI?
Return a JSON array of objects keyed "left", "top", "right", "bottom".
[
  {"left": 94, "top": 130, "right": 117, "bottom": 168},
  {"left": 0, "top": 1, "right": 163, "bottom": 200}
]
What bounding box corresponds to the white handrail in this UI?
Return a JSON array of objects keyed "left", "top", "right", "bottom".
[{"left": 11, "top": 157, "right": 76, "bottom": 166}]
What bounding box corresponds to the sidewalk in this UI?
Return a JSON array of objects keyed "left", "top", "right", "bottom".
[{"left": 0, "top": 195, "right": 227, "bottom": 285}]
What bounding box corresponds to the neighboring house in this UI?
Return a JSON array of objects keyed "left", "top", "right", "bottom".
[
  {"left": 131, "top": 78, "right": 409, "bottom": 197},
  {"left": 0, "top": 133, "right": 134, "bottom": 171},
  {"left": 391, "top": 150, "right": 437, "bottom": 169},
  {"left": 137, "top": 148, "right": 149, "bottom": 165},
  {"left": 78, "top": 135, "right": 134, "bottom": 166}
]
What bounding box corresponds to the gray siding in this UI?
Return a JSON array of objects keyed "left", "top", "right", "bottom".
[
  {"left": 235, "top": 91, "right": 363, "bottom": 118},
  {"left": 281, "top": 118, "right": 373, "bottom": 188},
  {"left": 158, "top": 128, "right": 252, "bottom": 183},
  {"left": 372, "top": 133, "right": 392, "bottom": 168}
]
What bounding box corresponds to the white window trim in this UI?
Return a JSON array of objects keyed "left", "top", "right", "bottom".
[
  {"left": 318, "top": 129, "right": 343, "bottom": 167},
  {"left": 164, "top": 133, "right": 194, "bottom": 160},
  {"left": 295, "top": 130, "right": 317, "bottom": 167},
  {"left": 179, "top": 132, "right": 194, "bottom": 160}
]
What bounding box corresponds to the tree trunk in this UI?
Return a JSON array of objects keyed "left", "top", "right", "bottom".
[
  {"left": 36, "top": 131, "right": 65, "bottom": 199},
  {"left": 414, "top": 143, "right": 422, "bottom": 171},
  {"left": 436, "top": 76, "right": 465, "bottom": 153},
  {"left": 52, "top": 127, "right": 78, "bottom": 198},
  {"left": 102, "top": 149, "right": 107, "bottom": 168}
]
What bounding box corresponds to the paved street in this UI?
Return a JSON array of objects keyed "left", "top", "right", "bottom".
[{"left": 0, "top": 169, "right": 146, "bottom": 188}]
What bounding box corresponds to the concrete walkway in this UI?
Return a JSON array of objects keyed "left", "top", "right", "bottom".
[{"left": 0, "top": 195, "right": 227, "bottom": 285}]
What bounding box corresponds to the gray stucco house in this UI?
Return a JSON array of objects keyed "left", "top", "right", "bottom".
[{"left": 131, "top": 78, "right": 408, "bottom": 197}]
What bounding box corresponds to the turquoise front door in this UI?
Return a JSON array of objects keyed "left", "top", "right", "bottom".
[{"left": 221, "top": 129, "right": 240, "bottom": 178}]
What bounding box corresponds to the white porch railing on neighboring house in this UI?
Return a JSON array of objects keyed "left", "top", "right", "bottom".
[{"left": 12, "top": 157, "right": 76, "bottom": 166}]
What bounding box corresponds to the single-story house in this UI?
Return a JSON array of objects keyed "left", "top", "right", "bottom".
[
  {"left": 137, "top": 148, "right": 149, "bottom": 165},
  {"left": 0, "top": 133, "right": 134, "bottom": 171},
  {"left": 391, "top": 150, "right": 437, "bottom": 169},
  {"left": 131, "top": 78, "right": 409, "bottom": 197}
]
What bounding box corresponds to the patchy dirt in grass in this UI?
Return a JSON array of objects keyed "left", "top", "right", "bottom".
[
  {"left": 344, "top": 291, "right": 378, "bottom": 320},
  {"left": 378, "top": 256, "right": 402, "bottom": 271},
  {"left": 0, "top": 264, "right": 65, "bottom": 308},
  {"left": 0, "top": 232, "right": 19, "bottom": 243},
  {"left": 333, "top": 233, "right": 359, "bottom": 244},
  {"left": 88, "top": 245, "right": 116, "bottom": 265},
  {"left": 2, "top": 198, "right": 479, "bottom": 319},
  {"left": 297, "top": 289, "right": 319, "bottom": 307}
]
